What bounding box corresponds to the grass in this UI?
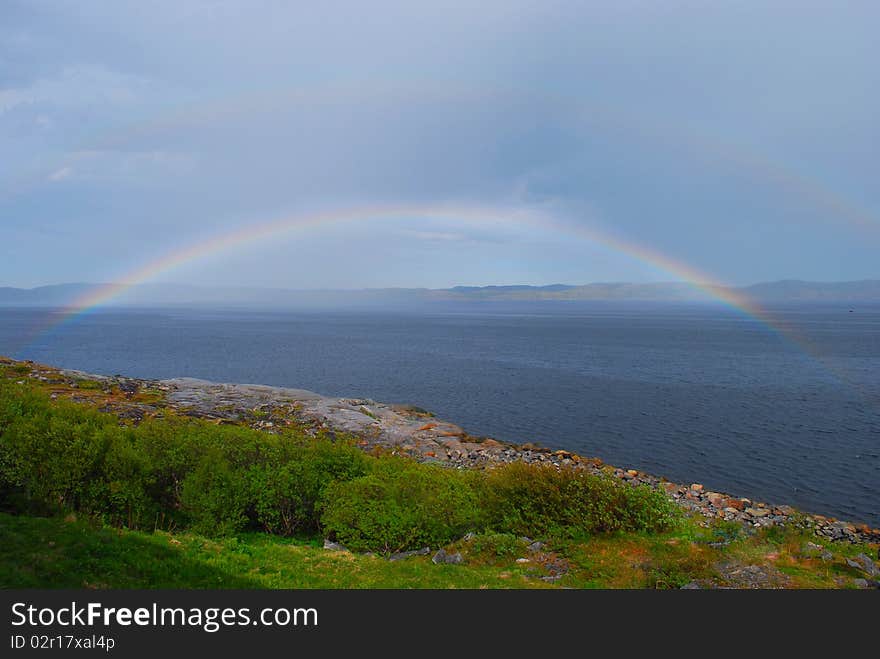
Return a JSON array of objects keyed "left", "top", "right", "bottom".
[
  {"left": 0, "top": 513, "right": 544, "bottom": 589},
  {"left": 2, "top": 512, "right": 872, "bottom": 589}
]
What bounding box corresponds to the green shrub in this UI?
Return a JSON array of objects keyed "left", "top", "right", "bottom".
[
  {"left": 180, "top": 452, "right": 252, "bottom": 535},
  {"left": 248, "top": 438, "right": 368, "bottom": 535},
  {"left": 0, "top": 379, "right": 680, "bottom": 547},
  {"left": 134, "top": 418, "right": 204, "bottom": 520},
  {"left": 0, "top": 386, "right": 114, "bottom": 514},
  {"left": 481, "top": 462, "right": 678, "bottom": 536},
  {"left": 134, "top": 418, "right": 261, "bottom": 522},
  {"left": 321, "top": 458, "right": 482, "bottom": 553},
  {"left": 0, "top": 381, "right": 373, "bottom": 535},
  {"left": 82, "top": 428, "right": 156, "bottom": 528}
]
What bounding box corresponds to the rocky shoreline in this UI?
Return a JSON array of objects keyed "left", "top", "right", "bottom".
[{"left": 6, "top": 356, "right": 880, "bottom": 545}]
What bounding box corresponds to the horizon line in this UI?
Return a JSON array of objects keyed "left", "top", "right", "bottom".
[{"left": 4, "top": 277, "right": 880, "bottom": 294}]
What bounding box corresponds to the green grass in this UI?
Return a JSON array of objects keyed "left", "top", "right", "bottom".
[
  {"left": 0, "top": 513, "right": 547, "bottom": 589},
  {"left": 3, "top": 512, "right": 871, "bottom": 589}
]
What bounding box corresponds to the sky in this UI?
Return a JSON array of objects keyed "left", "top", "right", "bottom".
[{"left": 1, "top": 0, "right": 879, "bottom": 290}]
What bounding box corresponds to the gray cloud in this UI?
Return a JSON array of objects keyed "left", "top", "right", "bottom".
[{"left": 2, "top": 0, "right": 878, "bottom": 288}]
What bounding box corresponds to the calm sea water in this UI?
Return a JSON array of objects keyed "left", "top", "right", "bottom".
[{"left": 1, "top": 302, "right": 878, "bottom": 526}]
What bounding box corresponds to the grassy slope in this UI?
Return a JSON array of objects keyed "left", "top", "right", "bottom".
[
  {"left": 0, "top": 513, "right": 546, "bottom": 589},
  {"left": 1, "top": 512, "right": 869, "bottom": 589}
]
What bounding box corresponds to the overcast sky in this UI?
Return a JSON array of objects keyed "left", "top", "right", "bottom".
[{"left": 2, "top": 0, "right": 878, "bottom": 289}]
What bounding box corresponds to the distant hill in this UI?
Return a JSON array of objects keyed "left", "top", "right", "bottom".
[
  {"left": 739, "top": 279, "right": 880, "bottom": 301},
  {"left": 1, "top": 279, "right": 879, "bottom": 308},
  {"left": 461, "top": 282, "right": 711, "bottom": 301},
  {"left": 0, "top": 283, "right": 99, "bottom": 306}
]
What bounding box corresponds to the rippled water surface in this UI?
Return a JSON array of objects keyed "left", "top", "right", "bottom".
[{"left": 2, "top": 302, "right": 878, "bottom": 526}]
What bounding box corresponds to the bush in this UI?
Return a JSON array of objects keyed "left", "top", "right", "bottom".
[
  {"left": 481, "top": 462, "right": 679, "bottom": 536},
  {"left": 248, "top": 439, "right": 368, "bottom": 535},
  {"left": 0, "top": 385, "right": 114, "bottom": 514},
  {"left": 0, "top": 382, "right": 368, "bottom": 535},
  {"left": 0, "top": 379, "right": 680, "bottom": 547},
  {"left": 321, "top": 458, "right": 482, "bottom": 553},
  {"left": 180, "top": 452, "right": 252, "bottom": 535},
  {"left": 81, "top": 427, "right": 156, "bottom": 528}
]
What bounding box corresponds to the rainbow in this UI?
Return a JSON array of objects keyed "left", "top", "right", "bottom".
[
  {"left": 20, "top": 201, "right": 858, "bottom": 391},
  {"left": 51, "top": 202, "right": 760, "bottom": 321},
  {"left": 5, "top": 80, "right": 867, "bottom": 390}
]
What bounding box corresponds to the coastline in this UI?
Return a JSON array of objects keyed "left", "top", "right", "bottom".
[{"left": 4, "top": 355, "right": 879, "bottom": 544}]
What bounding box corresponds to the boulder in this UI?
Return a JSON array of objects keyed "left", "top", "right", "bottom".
[
  {"left": 389, "top": 547, "right": 431, "bottom": 561},
  {"left": 846, "top": 554, "right": 878, "bottom": 577},
  {"left": 432, "top": 549, "right": 464, "bottom": 565}
]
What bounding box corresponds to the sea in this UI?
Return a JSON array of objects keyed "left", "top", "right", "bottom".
[{"left": 1, "top": 302, "right": 878, "bottom": 527}]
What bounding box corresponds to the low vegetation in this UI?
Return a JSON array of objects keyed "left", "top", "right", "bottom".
[
  {"left": 2, "top": 511, "right": 870, "bottom": 589},
  {"left": 0, "top": 362, "right": 874, "bottom": 589},
  {"left": 0, "top": 373, "right": 677, "bottom": 550}
]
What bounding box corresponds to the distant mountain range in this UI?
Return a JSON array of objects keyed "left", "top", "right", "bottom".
[{"left": 1, "top": 279, "right": 879, "bottom": 308}]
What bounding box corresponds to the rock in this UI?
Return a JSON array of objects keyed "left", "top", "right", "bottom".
[
  {"left": 855, "top": 553, "right": 878, "bottom": 576},
  {"left": 389, "top": 547, "right": 431, "bottom": 561},
  {"left": 432, "top": 549, "right": 464, "bottom": 565},
  {"left": 846, "top": 554, "right": 879, "bottom": 576},
  {"left": 853, "top": 578, "right": 868, "bottom": 588},
  {"left": 446, "top": 552, "right": 463, "bottom": 564},
  {"left": 706, "top": 492, "right": 726, "bottom": 506},
  {"left": 323, "top": 539, "right": 347, "bottom": 551},
  {"left": 527, "top": 541, "right": 544, "bottom": 552},
  {"left": 431, "top": 549, "right": 464, "bottom": 565},
  {"left": 745, "top": 507, "right": 770, "bottom": 518},
  {"left": 690, "top": 483, "right": 704, "bottom": 492},
  {"left": 516, "top": 558, "right": 530, "bottom": 563},
  {"left": 117, "top": 379, "right": 139, "bottom": 395},
  {"left": 823, "top": 525, "right": 846, "bottom": 540},
  {"left": 680, "top": 582, "right": 701, "bottom": 589}
]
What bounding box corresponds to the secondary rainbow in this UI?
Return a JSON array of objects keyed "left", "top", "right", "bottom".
[{"left": 9, "top": 82, "right": 878, "bottom": 237}]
